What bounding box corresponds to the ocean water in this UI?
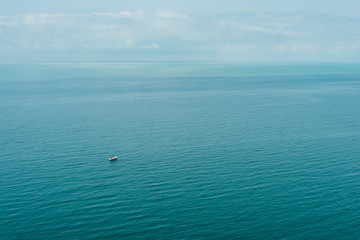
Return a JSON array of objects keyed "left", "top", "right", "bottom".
[{"left": 1, "top": 62, "right": 360, "bottom": 239}]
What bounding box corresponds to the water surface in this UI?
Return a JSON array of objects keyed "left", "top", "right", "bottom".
[{"left": 1, "top": 62, "right": 360, "bottom": 239}]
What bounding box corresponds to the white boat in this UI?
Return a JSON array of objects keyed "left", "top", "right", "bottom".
[{"left": 109, "top": 156, "right": 118, "bottom": 161}]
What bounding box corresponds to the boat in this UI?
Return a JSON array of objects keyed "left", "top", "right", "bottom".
[{"left": 109, "top": 156, "right": 118, "bottom": 161}]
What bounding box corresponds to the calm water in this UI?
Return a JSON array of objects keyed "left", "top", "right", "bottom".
[{"left": 1, "top": 62, "right": 360, "bottom": 239}]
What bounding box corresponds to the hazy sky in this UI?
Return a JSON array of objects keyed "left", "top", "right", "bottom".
[{"left": 1, "top": 0, "right": 360, "bottom": 62}]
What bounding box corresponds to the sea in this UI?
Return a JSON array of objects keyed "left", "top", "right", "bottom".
[{"left": 0, "top": 62, "right": 360, "bottom": 239}]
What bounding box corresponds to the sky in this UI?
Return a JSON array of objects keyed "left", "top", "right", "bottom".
[{"left": 1, "top": 0, "right": 360, "bottom": 62}]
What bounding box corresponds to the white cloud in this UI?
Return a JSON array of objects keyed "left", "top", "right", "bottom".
[
  {"left": 154, "top": 10, "right": 188, "bottom": 18},
  {"left": 125, "top": 38, "right": 134, "bottom": 47},
  {"left": 91, "top": 24, "right": 117, "bottom": 31},
  {"left": 23, "top": 13, "right": 66, "bottom": 26},
  {"left": 1, "top": 11, "right": 360, "bottom": 61},
  {"left": 93, "top": 11, "right": 134, "bottom": 18},
  {"left": 0, "top": 16, "right": 16, "bottom": 27},
  {"left": 0, "top": 21, "right": 16, "bottom": 27},
  {"left": 32, "top": 39, "right": 71, "bottom": 50},
  {"left": 324, "top": 41, "right": 360, "bottom": 54},
  {"left": 276, "top": 42, "right": 317, "bottom": 53},
  {"left": 140, "top": 43, "right": 160, "bottom": 49}
]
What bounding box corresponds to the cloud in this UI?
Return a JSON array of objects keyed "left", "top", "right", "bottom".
[
  {"left": 0, "top": 16, "right": 18, "bottom": 27},
  {"left": 324, "top": 41, "right": 360, "bottom": 54},
  {"left": 0, "top": 11, "right": 360, "bottom": 61},
  {"left": 154, "top": 10, "right": 188, "bottom": 18},
  {"left": 23, "top": 13, "right": 66, "bottom": 26},
  {"left": 93, "top": 11, "right": 134, "bottom": 18},
  {"left": 276, "top": 42, "right": 317, "bottom": 53},
  {"left": 140, "top": 43, "right": 160, "bottom": 49}
]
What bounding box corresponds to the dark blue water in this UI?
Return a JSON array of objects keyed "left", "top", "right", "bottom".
[{"left": 1, "top": 62, "right": 360, "bottom": 239}]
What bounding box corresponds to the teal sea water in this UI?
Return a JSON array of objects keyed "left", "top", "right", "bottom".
[{"left": 1, "top": 62, "right": 360, "bottom": 239}]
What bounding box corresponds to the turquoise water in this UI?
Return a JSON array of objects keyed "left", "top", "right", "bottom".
[{"left": 1, "top": 62, "right": 360, "bottom": 239}]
